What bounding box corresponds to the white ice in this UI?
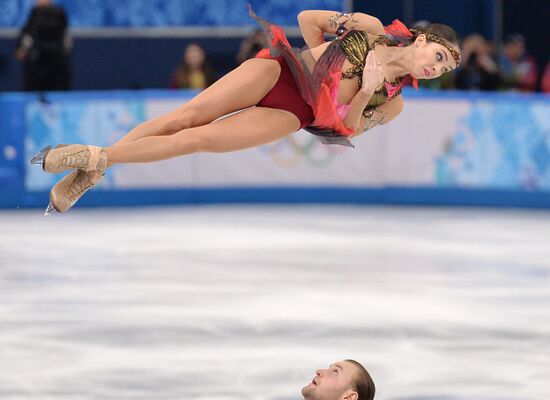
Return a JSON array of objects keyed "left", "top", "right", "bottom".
[{"left": 1, "top": 205, "right": 549, "bottom": 400}]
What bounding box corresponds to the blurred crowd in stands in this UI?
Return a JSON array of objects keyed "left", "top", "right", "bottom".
[
  {"left": 420, "top": 32, "right": 544, "bottom": 92},
  {"left": 11, "top": 0, "right": 550, "bottom": 93},
  {"left": 169, "top": 30, "right": 269, "bottom": 90},
  {"left": 169, "top": 30, "right": 549, "bottom": 93}
]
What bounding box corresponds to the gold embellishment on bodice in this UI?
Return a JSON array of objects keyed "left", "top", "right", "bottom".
[
  {"left": 339, "top": 30, "right": 370, "bottom": 80},
  {"left": 337, "top": 30, "right": 403, "bottom": 109},
  {"left": 338, "top": 31, "right": 387, "bottom": 83}
]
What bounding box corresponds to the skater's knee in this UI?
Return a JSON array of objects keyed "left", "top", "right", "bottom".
[
  {"left": 165, "top": 106, "right": 201, "bottom": 133},
  {"left": 173, "top": 128, "right": 210, "bottom": 154}
]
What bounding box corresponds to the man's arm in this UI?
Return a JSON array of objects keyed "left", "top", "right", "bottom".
[{"left": 298, "top": 10, "right": 385, "bottom": 48}]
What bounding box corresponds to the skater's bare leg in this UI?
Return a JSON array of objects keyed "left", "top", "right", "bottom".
[
  {"left": 114, "top": 58, "right": 282, "bottom": 145},
  {"left": 104, "top": 107, "right": 300, "bottom": 164}
]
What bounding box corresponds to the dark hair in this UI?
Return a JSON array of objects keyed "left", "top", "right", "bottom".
[
  {"left": 411, "top": 23, "right": 461, "bottom": 48},
  {"left": 504, "top": 33, "right": 525, "bottom": 46},
  {"left": 410, "top": 23, "right": 462, "bottom": 65},
  {"left": 385, "top": 21, "right": 462, "bottom": 65},
  {"left": 345, "top": 359, "right": 376, "bottom": 400}
]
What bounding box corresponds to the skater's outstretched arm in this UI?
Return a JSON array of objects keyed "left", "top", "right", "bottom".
[{"left": 298, "top": 10, "right": 385, "bottom": 48}]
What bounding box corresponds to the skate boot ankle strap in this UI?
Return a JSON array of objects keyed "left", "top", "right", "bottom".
[{"left": 86, "top": 146, "right": 108, "bottom": 171}]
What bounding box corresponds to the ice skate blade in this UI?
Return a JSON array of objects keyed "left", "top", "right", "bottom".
[
  {"left": 30, "top": 145, "right": 52, "bottom": 169},
  {"left": 44, "top": 202, "right": 58, "bottom": 217}
]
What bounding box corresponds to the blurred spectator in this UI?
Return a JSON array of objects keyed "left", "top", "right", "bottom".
[
  {"left": 15, "top": 0, "right": 71, "bottom": 91},
  {"left": 498, "top": 34, "right": 538, "bottom": 92},
  {"left": 417, "top": 70, "right": 455, "bottom": 90},
  {"left": 541, "top": 62, "right": 550, "bottom": 93},
  {"left": 170, "top": 43, "right": 215, "bottom": 90},
  {"left": 454, "top": 34, "right": 501, "bottom": 91},
  {"left": 235, "top": 29, "right": 269, "bottom": 65}
]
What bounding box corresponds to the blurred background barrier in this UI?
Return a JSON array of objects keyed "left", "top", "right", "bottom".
[{"left": 1, "top": 88, "right": 549, "bottom": 209}]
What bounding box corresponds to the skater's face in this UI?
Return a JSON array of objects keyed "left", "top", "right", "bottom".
[
  {"left": 411, "top": 34, "right": 459, "bottom": 80},
  {"left": 301, "top": 361, "right": 360, "bottom": 400}
]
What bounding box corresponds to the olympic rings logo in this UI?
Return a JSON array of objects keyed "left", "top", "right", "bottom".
[{"left": 259, "top": 131, "right": 347, "bottom": 168}]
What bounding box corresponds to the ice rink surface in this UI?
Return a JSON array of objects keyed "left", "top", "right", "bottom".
[{"left": 1, "top": 205, "right": 549, "bottom": 400}]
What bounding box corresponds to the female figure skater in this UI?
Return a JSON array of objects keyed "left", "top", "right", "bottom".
[{"left": 31, "top": 9, "right": 461, "bottom": 215}]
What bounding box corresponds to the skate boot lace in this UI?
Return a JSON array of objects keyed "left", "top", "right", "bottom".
[
  {"left": 61, "top": 149, "right": 90, "bottom": 169},
  {"left": 67, "top": 171, "right": 95, "bottom": 205}
]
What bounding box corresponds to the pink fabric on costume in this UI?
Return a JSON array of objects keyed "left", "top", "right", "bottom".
[
  {"left": 249, "top": 6, "right": 354, "bottom": 137},
  {"left": 384, "top": 19, "right": 419, "bottom": 90}
]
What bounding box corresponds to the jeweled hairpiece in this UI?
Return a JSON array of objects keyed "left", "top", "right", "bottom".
[{"left": 410, "top": 29, "right": 461, "bottom": 67}]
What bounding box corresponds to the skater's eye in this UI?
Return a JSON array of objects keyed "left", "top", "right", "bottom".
[{"left": 436, "top": 52, "right": 443, "bottom": 62}]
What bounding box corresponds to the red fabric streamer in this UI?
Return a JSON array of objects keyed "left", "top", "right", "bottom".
[
  {"left": 250, "top": 6, "right": 417, "bottom": 139},
  {"left": 250, "top": 5, "right": 354, "bottom": 136},
  {"left": 384, "top": 19, "right": 419, "bottom": 89},
  {"left": 384, "top": 19, "right": 414, "bottom": 39}
]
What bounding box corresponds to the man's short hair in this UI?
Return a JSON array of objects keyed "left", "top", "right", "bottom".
[{"left": 345, "top": 359, "right": 375, "bottom": 400}]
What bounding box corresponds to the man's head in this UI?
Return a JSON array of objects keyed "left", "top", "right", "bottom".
[
  {"left": 36, "top": 0, "right": 53, "bottom": 6},
  {"left": 301, "top": 360, "right": 375, "bottom": 400}
]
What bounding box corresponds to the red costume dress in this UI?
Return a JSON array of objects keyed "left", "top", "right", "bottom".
[
  {"left": 251, "top": 8, "right": 406, "bottom": 147},
  {"left": 257, "top": 55, "right": 315, "bottom": 130}
]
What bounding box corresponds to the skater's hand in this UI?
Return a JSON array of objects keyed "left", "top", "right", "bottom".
[{"left": 361, "top": 52, "right": 385, "bottom": 94}]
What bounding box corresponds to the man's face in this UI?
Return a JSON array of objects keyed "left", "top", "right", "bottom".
[{"left": 301, "top": 361, "right": 358, "bottom": 400}]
